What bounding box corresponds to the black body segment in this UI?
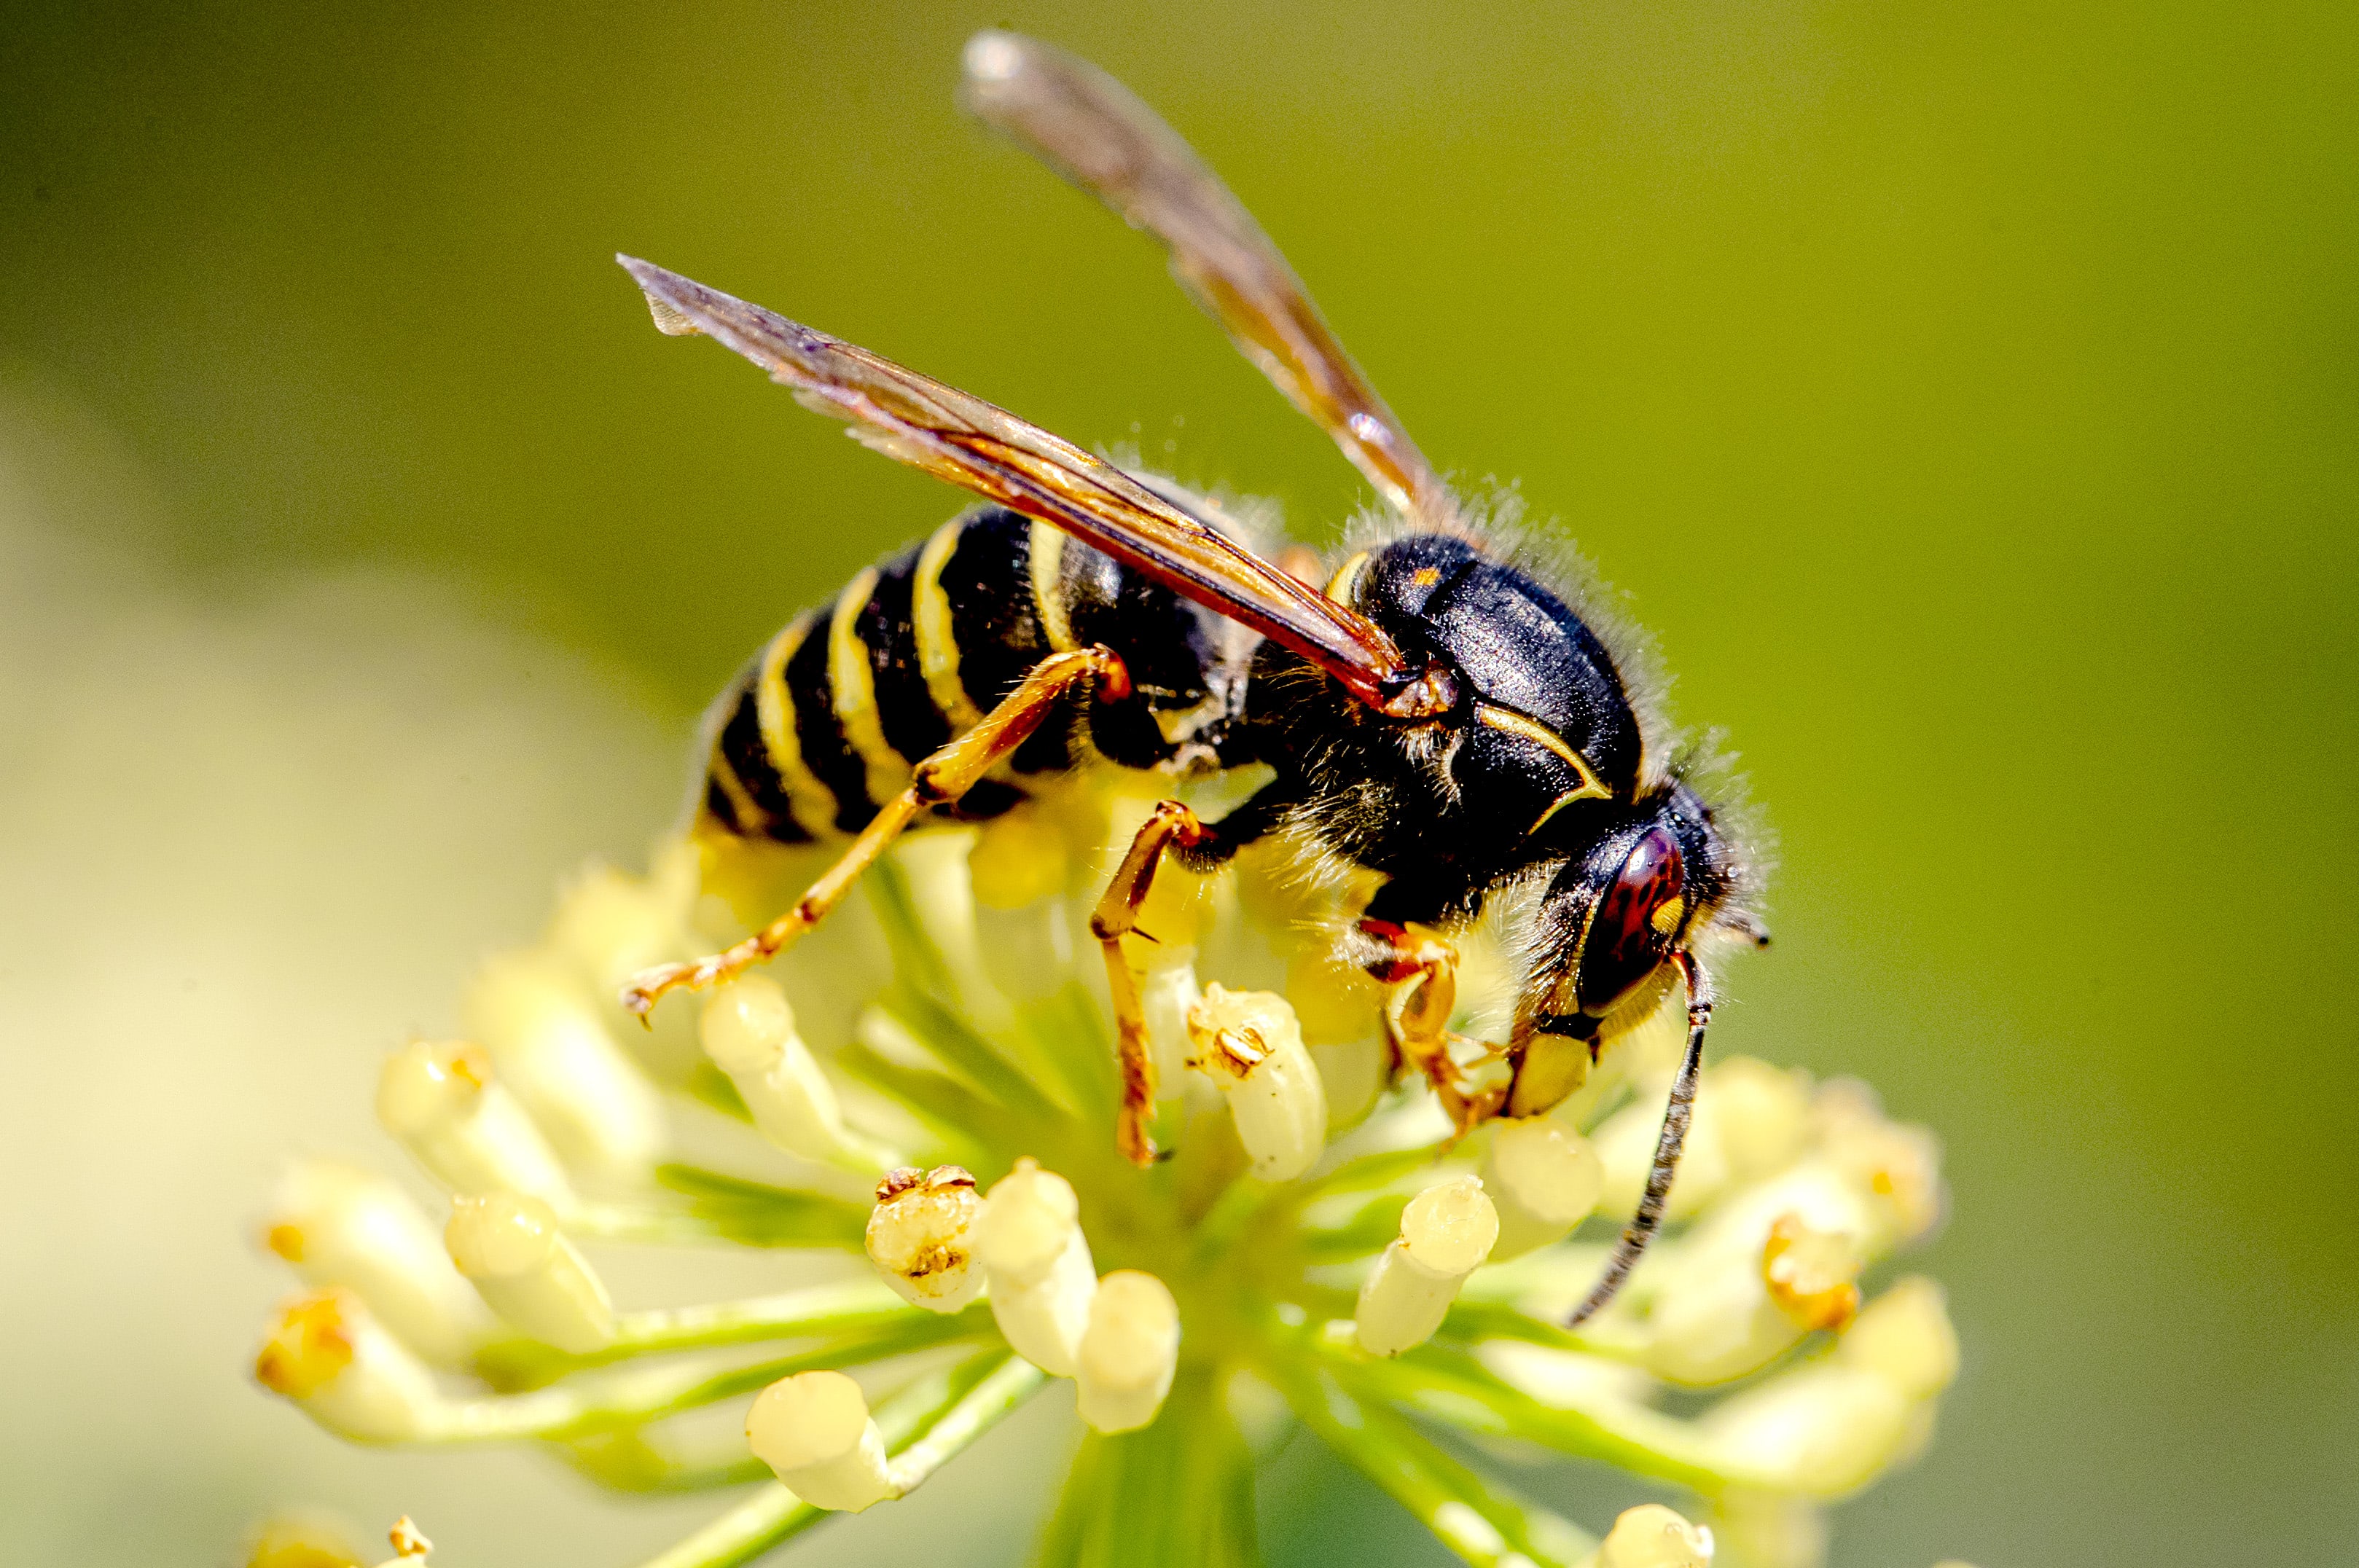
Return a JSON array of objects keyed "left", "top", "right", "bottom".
[{"left": 698, "top": 506, "right": 1240, "bottom": 845}]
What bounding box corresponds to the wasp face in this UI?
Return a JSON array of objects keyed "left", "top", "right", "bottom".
[{"left": 1523, "top": 785, "right": 1732, "bottom": 1046}]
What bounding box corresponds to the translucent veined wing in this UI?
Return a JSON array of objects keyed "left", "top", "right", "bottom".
[
  {"left": 959, "top": 31, "right": 1457, "bottom": 529},
  {"left": 621, "top": 258, "right": 1454, "bottom": 718}
]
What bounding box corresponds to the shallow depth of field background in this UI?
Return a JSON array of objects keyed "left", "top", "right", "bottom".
[{"left": 2, "top": 2, "right": 2352, "bottom": 1565}]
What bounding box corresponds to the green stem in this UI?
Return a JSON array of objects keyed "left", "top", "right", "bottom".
[
  {"left": 1311, "top": 1336, "right": 1767, "bottom": 1492},
  {"left": 1036, "top": 1363, "right": 1260, "bottom": 1568},
  {"left": 426, "top": 1312, "right": 994, "bottom": 1443},
  {"left": 476, "top": 1280, "right": 920, "bottom": 1385},
  {"left": 561, "top": 1167, "right": 872, "bottom": 1250},
  {"left": 1275, "top": 1362, "right": 1596, "bottom": 1568}
]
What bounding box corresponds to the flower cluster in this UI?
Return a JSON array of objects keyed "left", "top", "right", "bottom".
[{"left": 250, "top": 781, "right": 1959, "bottom": 1568}]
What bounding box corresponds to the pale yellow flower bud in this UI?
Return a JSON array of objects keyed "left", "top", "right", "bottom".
[
  {"left": 547, "top": 860, "right": 692, "bottom": 995},
  {"left": 865, "top": 1166, "right": 984, "bottom": 1311},
  {"left": 698, "top": 976, "right": 852, "bottom": 1161},
  {"left": 1706, "top": 1057, "right": 1812, "bottom": 1181},
  {"left": 1596, "top": 1078, "right": 1730, "bottom": 1224},
  {"left": 444, "top": 1192, "right": 616, "bottom": 1355},
  {"left": 1837, "top": 1276, "right": 1960, "bottom": 1400},
  {"left": 1480, "top": 1117, "right": 1603, "bottom": 1260},
  {"left": 1826, "top": 1118, "right": 1944, "bottom": 1242},
  {"left": 1355, "top": 1175, "right": 1498, "bottom": 1356},
  {"left": 263, "top": 1161, "right": 487, "bottom": 1365},
  {"left": 977, "top": 1158, "right": 1097, "bottom": 1376},
  {"left": 1699, "top": 1363, "right": 1914, "bottom": 1497},
  {"left": 1598, "top": 1502, "right": 1715, "bottom": 1568},
  {"left": 1706, "top": 1492, "right": 1823, "bottom": 1568},
  {"left": 1186, "top": 984, "right": 1326, "bottom": 1181},
  {"left": 374, "top": 1040, "right": 574, "bottom": 1207},
  {"left": 463, "top": 952, "right": 666, "bottom": 1179},
  {"left": 968, "top": 806, "right": 1068, "bottom": 909},
  {"left": 746, "top": 1370, "right": 896, "bottom": 1511},
  {"left": 254, "top": 1290, "right": 443, "bottom": 1444},
  {"left": 1139, "top": 957, "right": 1204, "bottom": 1091},
  {"left": 1075, "top": 1270, "right": 1181, "bottom": 1433}
]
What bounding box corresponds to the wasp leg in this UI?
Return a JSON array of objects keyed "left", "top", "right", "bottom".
[
  {"left": 1565, "top": 949, "right": 1714, "bottom": 1327},
  {"left": 1087, "top": 799, "right": 1214, "bottom": 1167},
  {"left": 1355, "top": 919, "right": 1506, "bottom": 1138},
  {"left": 622, "top": 646, "right": 1132, "bottom": 1018}
]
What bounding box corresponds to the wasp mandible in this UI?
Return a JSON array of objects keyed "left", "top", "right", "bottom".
[{"left": 617, "top": 31, "right": 1768, "bottom": 1325}]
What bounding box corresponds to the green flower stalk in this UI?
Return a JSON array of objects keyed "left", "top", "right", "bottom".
[{"left": 250, "top": 788, "right": 1958, "bottom": 1568}]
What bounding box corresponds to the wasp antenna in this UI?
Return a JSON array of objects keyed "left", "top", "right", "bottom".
[{"left": 1565, "top": 952, "right": 1713, "bottom": 1328}]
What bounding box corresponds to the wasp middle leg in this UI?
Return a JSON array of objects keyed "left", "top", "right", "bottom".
[
  {"left": 1355, "top": 918, "right": 1507, "bottom": 1137},
  {"left": 623, "top": 645, "right": 1132, "bottom": 1018}
]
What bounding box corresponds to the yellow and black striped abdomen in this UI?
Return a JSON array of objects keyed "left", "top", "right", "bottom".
[{"left": 698, "top": 504, "right": 1227, "bottom": 845}]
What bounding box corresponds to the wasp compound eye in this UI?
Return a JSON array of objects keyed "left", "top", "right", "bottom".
[{"left": 1576, "top": 824, "right": 1687, "bottom": 1016}]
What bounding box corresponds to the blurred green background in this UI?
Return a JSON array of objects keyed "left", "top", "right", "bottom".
[{"left": 3, "top": 1, "right": 2352, "bottom": 1564}]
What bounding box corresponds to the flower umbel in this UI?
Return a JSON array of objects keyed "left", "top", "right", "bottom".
[{"left": 251, "top": 788, "right": 1955, "bottom": 1568}]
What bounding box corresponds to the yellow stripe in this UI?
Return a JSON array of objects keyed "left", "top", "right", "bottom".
[
  {"left": 913, "top": 517, "right": 987, "bottom": 731},
  {"left": 1475, "top": 702, "right": 1613, "bottom": 834},
  {"left": 1324, "top": 549, "right": 1372, "bottom": 606},
  {"left": 1028, "top": 519, "right": 1078, "bottom": 652},
  {"left": 829, "top": 567, "right": 911, "bottom": 805},
  {"left": 705, "top": 741, "right": 774, "bottom": 836},
  {"left": 754, "top": 613, "right": 838, "bottom": 837}
]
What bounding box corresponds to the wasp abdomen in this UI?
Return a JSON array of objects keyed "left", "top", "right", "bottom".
[{"left": 697, "top": 506, "right": 1228, "bottom": 844}]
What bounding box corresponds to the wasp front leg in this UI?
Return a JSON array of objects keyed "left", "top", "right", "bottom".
[
  {"left": 1355, "top": 919, "right": 1507, "bottom": 1138},
  {"left": 622, "top": 646, "right": 1132, "bottom": 1017},
  {"left": 1088, "top": 800, "right": 1211, "bottom": 1167}
]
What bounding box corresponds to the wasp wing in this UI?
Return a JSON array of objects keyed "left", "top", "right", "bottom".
[
  {"left": 959, "top": 31, "right": 1456, "bottom": 529},
  {"left": 622, "top": 256, "right": 1433, "bottom": 713}
]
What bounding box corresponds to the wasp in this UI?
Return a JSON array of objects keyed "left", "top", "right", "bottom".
[{"left": 617, "top": 31, "right": 1767, "bottom": 1324}]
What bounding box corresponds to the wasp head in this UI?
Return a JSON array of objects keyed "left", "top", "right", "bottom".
[{"left": 1509, "top": 782, "right": 1756, "bottom": 1102}]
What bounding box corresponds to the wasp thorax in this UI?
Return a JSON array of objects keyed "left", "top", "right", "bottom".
[{"left": 865, "top": 1165, "right": 984, "bottom": 1311}]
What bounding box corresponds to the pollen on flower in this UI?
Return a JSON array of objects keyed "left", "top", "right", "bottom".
[
  {"left": 383, "top": 1516, "right": 433, "bottom": 1564},
  {"left": 1761, "top": 1212, "right": 1863, "bottom": 1332},
  {"left": 865, "top": 1165, "right": 984, "bottom": 1311},
  {"left": 254, "top": 1290, "right": 442, "bottom": 1444},
  {"left": 1185, "top": 984, "right": 1326, "bottom": 1180}
]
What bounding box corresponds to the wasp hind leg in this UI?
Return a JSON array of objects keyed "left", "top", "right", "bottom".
[{"left": 622, "top": 646, "right": 1132, "bottom": 1019}]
